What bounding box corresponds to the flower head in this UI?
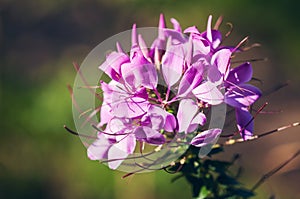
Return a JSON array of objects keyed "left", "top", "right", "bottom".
[{"left": 87, "top": 14, "right": 261, "bottom": 170}]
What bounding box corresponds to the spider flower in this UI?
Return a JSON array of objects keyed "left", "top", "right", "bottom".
[{"left": 87, "top": 14, "right": 261, "bottom": 169}]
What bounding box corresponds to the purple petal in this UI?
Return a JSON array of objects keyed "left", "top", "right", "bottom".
[
  {"left": 107, "top": 117, "right": 127, "bottom": 133},
  {"left": 170, "top": 18, "right": 182, "bottom": 32},
  {"left": 164, "top": 113, "right": 177, "bottom": 132},
  {"left": 148, "top": 114, "right": 165, "bottom": 130},
  {"left": 138, "top": 34, "right": 150, "bottom": 60},
  {"left": 207, "top": 64, "right": 222, "bottom": 84},
  {"left": 108, "top": 134, "right": 136, "bottom": 169},
  {"left": 87, "top": 133, "right": 114, "bottom": 160},
  {"left": 99, "top": 103, "right": 114, "bottom": 126},
  {"left": 190, "top": 128, "right": 222, "bottom": 147},
  {"left": 150, "top": 14, "right": 167, "bottom": 54},
  {"left": 134, "top": 126, "right": 166, "bottom": 145},
  {"left": 191, "top": 34, "right": 210, "bottom": 55},
  {"left": 111, "top": 96, "right": 149, "bottom": 118},
  {"left": 131, "top": 24, "right": 138, "bottom": 48},
  {"left": 161, "top": 39, "right": 184, "bottom": 87},
  {"left": 226, "top": 62, "right": 253, "bottom": 85},
  {"left": 211, "top": 48, "right": 232, "bottom": 76},
  {"left": 187, "top": 112, "right": 206, "bottom": 133},
  {"left": 202, "top": 30, "right": 222, "bottom": 49},
  {"left": 99, "top": 52, "right": 129, "bottom": 81},
  {"left": 236, "top": 108, "right": 253, "bottom": 140},
  {"left": 145, "top": 105, "right": 176, "bottom": 131},
  {"left": 133, "top": 87, "right": 148, "bottom": 99},
  {"left": 225, "top": 84, "right": 261, "bottom": 108},
  {"left": 163, "top": 29, "right": 187, "bottom": 44},
  {"left": 116, "top": 42, "right": 125, "bottom": 54},
  {"left": 100, "top": 81, "right": 125, "bottom": 125},
  {"left": 100, "top": 81, "right": 149, "bottom": 118},
  {"left": 206, "top": 15, "right": 213, "bottom": 43},
  {"left": 184, "top": 26, "right": 201, "bottom": 35},
  {"left": 151, "top": 26, "right": 167, "bottom": 52},
  {"left": 177, "top": 99, "right": 198, "bottom": 133},
  {"left": 121, "top": 60, "right": 158, "bottom": 90},
  {"left": 177, "top": 64, "right": 203, "bottom": 97},
  {"left": 184, "top": 37, "right": 193, "bottom": 67},
  {"left": 158, "top": 13, "right": 166, "bottom": 39},
  {"left": 192, "top": 81, "right": 224, "bottom": 105},
  {"left": 100, "top": 80, "right": 126, "bottom": 103}
]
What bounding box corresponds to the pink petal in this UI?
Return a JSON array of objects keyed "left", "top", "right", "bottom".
[
  {"left": 158, "top": 13, "right": 166, "bottom": 39},
  {"left": 121, "top": 60, "right": 158, "bottom": 90},
  {"left": 108, "top": 134, "right": 136, "bottom": 169},
  {"left": 111, "top": 96, "right": 149, "bottom": 118},
  {"left": 107, "top": 117, "right": 127, "bottom": 133},
  {"left": 145, "top": 105, "right": 176, "bottom": 131},
  {"left": 134, "top": 126, "right": 166, "bottom": 145},
  {"left": 161, "top": 38, "right": 184, "bottom": 87},
  {"left": 187, "top": 112, "right": 206, "bottom": 133},
  {"left": 211, "top": 48, "right": 232, "bottom": 76},
  {"left": 177, "top": 64, "right": 203, "bottom": 97},
  {"left": 190, "top": 128, "right": 222, "bottom": 147},
  {"left": 207, "top": 64, "right": 222, "bottom": 84},
  {"left": 138, "top": 34, "right": 150, "bottom": 60},
  {"left": 170, "top": 18, "right": 182, "bottom": 32},
  {"left": 177, "top": 99, "right": 198, "bottom": 133},
  {"left": 202, "top": 30, "right": 222, "bottom": 49},
  {"left": 164, "top": 113, "right": 177, "bottom": 132},
  {"left": 184, "top": 26, "right": 201, "bottom": 35},
  {"left": 192, "top": 81, "right": 224, "bottom": 105},
  {"left": 99, "top": 103, "right": 113, "bottom": 126},
  {"left": 99, "top": 51, "right": 129, "bottom": 81},
  {"left": 206, "top": 15, "right": 213, "bottom": 43},
  {"left": 87, "top": 133, "right": 113, "bottom": 160}
]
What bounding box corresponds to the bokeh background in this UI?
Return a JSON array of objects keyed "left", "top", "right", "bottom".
[{"left": 1, "top": 0, "right": 300, "bottom": 198}]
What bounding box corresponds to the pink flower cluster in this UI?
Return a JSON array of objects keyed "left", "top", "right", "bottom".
[{"left": 87, "top": 14, "right": 261, "bottom": 169}]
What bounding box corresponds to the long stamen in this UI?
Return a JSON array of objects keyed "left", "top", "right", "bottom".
[
  {"left": 213, "top": 15, "right": 223, "bottom": 30},
  {"left": 64, "top": 125, "right": 97, "bottom": 139},
  {"left": 258, "top": 122, "right": 299, "bottom": 138},
  {"left": 91, "top": 124, "right": 129, "bottom": 136},
  {"left": 221, "top": 102, "right": 268, "bottom": 138},
  {"left": 81, "top": 106, "right": 102, "bottom": 128},
  {"left": 231, "top": 57, "right": 268, "bottom": 64},
  {"left": 67, "top": 84, "right": 82, "bottom": 113},
  {"left": 241, "top": 43, "right": 261, "bottom": 52},
  {"left": 225, "top": 22, "right": 233, "bottom": 38},
  {"left": 222, "top": 122, "right": 300, "bottom": 145},
  {"left": 232, "top": 36, "right": 249, "bottom": 53},
  {"left": 73, "top": 62, "right": 103, "bottom": 102}
]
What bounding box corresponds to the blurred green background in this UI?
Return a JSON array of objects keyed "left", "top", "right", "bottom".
[{"left": 1, "top": 0, "right": 300, "bottom": 198}]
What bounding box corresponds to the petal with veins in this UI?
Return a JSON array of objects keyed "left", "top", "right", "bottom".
[
  {"left": 191, "top": 128, "right": 222, "bottom": 147},
  {"left": 134, "top": 126, "right": 165, "bottom": 145},
  {"left": 226, "top": 62, "right": 253, "bottom": 86},
  {"left": 162, "top": 39, "right": 184, "bottom": 87},
  {"left": 177, "top": 99, "right": 199, "bottom": 133},
  {"left": 193, "top": 81, "right": 224, "bottom": 105},
  {"left": 236, "top": 108, "right": 253, "bottom": 140},
  {"left": 225, "top": 84, "right": 261, "bottom": 108}
]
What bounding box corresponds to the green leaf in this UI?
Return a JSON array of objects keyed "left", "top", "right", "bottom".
[{"left": 199, "top": 186, "right": 209, "bottom": 199}]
